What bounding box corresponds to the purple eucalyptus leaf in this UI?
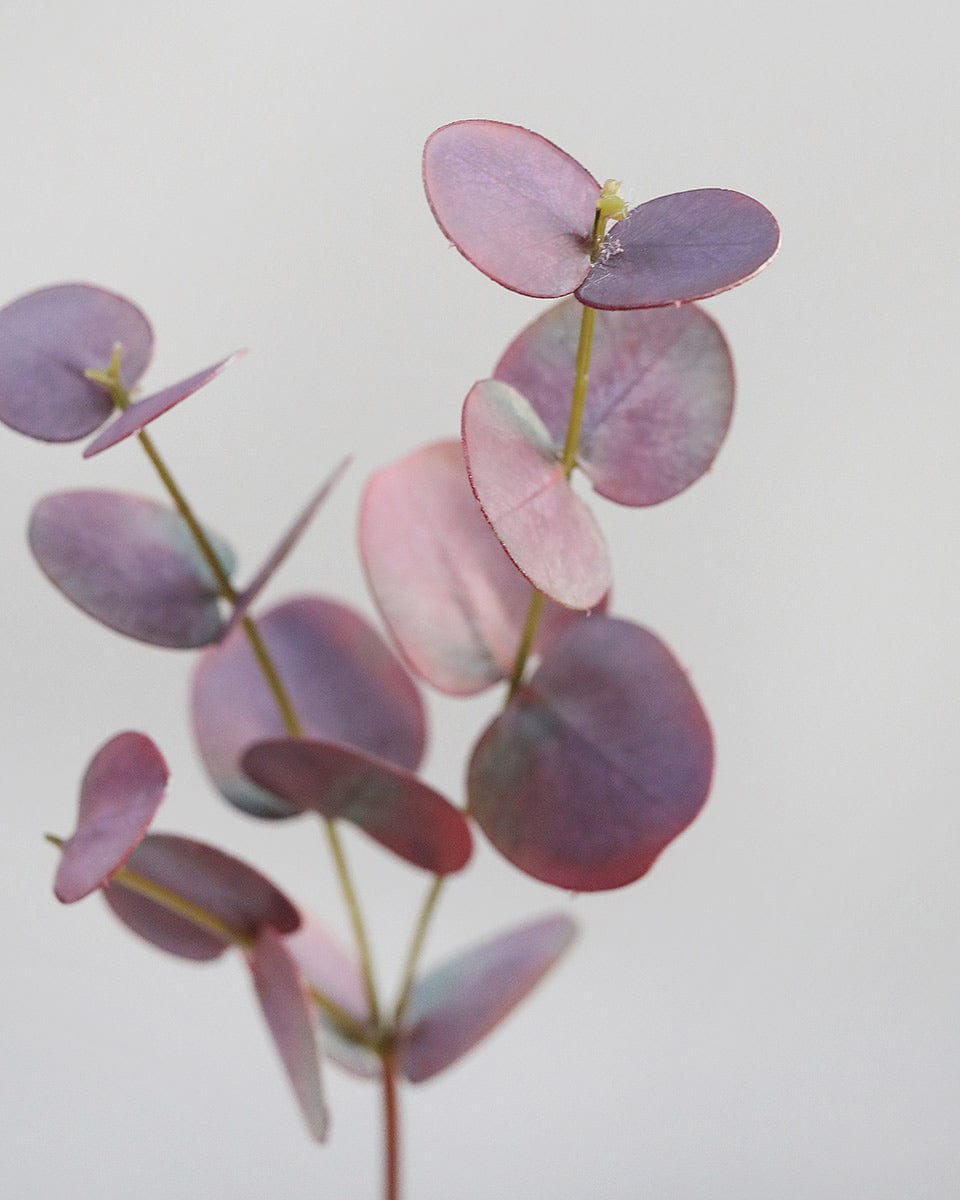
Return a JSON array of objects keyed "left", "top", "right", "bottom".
[
  {"left": 423, "top": 120, "right": 600, "bottom": 298},
  {"left": 495, "top": 297, "right": 734, "bottom": 506},
  {"left": 83, "top": 352, "right": 245, "bottom": 458},
  {"left": 398, "top": 913, "right": 577, "bottom": 1083},
  {"left": 243, "top": 738, "right": 472, "bottom": 875},
  {"left": 54, "top": 732, "right": 168, "bottom": 904},
  {"left": 468, "top": 617, "right": 713, "bottom": 891},
  {"left": 227, "top": 457, "right": 351, "bottom": 634},
  {"left": 285, "top": 912, "right": 379, "bottom": 1079},
  {"left": 103, "top": 833, "right": 300, "bottom": 960},
  {"left": 247, "top": 927, "right": 329, "bottom": 1141},
  {"left": 577, "top": 189, "right": 780, "bottom": 310},
  {"left": 28, "top": 490, "right": 235, "bottom": 648},
  {"left": 191, "top": 596, "right": 426, "bottom": 818},
  {"left": 0, "top": 283, "right": 153, "bottom": 441},
  {"left": 360, "top": 441, "right": 590, "bottom": 695},
  {"left": 462, "top": 380, "right": 610, "bottom": 610}
]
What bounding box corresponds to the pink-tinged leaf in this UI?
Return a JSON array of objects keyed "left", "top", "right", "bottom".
[
  {"left": 0, "top": 283, "right": 153, "bottom": 441},
  {"left": 83, "top": 352, "right": 245, "bottom": 457},
  {"left": 103, "top": 833, "right": 300, "bottom": 960},
  {"left": 468, "top": 617, "right": 713, "bottom": 891},
  {"left": 28, "top": 490, "right": 235, "bottom": 648},
  {"left": 191, "top": 596, "right": 426, "bottom": 818},
  {"left": 495, "top": 297, "right": 734, "bottom": 506},
  {"left": 360, "top": 441, "right": 592, "bottom": 695},
  {"left": 398, "top": 913, "right": 577, "bottom": 1083},
  {"left": 462, "top": 380, "right": 610, "bottom": 610},
  {"left": 285, "top": 912, "right": 379, "bottom": 1078},
  {"left": 243, "top": 739, "right": 472, "bottom": 875},
  {"left": 227, "top": 457, "right": 352, "bottom": 633},
  {"left": 577, "top": 189, "right": 780, "bottom": 310},
  {"left": 54, "top": 732, "right": 168, "bottom": 903},
  {"left": 247, "top": 927, "right": 329, "bottom": 1141},
  {"left": 423, "top": 120, "right": 600, "bottom": 298}
]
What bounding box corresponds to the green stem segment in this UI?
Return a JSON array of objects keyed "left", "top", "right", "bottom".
[
  {"left": 390, "top": 184, "right": 624, "bottom": 1032},
  {"left": 382, "top": 1048, "right": 402, "bottom": 1200},
  {"left": 85, "top": 358, "right": 381, "bottom": 1026}
]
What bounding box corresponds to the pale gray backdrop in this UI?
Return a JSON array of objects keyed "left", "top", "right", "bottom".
[{"left": 1, "top": 1, "right": 956, "bottom": 1197}]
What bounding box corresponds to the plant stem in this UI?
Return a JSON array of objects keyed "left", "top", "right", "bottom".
[
  {"left": 89, "top": 358, "right": 382, "bottom": 1026},
  {"left": 388, "top": 190, "right": 621, "bottom": 1034},
  {"left": 381, "top": 1048, "right": 401, "bottom": 1200}
]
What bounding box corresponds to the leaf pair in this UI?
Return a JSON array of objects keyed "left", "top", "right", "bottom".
[
  {"left": 0, "top": 283, "right": 238, "bottom": 450},
  {"left": 423, "top": 120, "right": 779, "bottom": 306}
]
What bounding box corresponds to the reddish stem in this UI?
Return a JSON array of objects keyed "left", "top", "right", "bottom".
[{"left": 382, "top": 1050, "right": 401, "bottom": 1200}]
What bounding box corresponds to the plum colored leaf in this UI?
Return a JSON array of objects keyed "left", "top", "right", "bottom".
[
  {"left": 247, "top": 927, "right": 329, "bottom": 1141},
  {"left": 398, "top": 913, "right": 577, "bottom": 1083},
  {"left": 468, "top": 617, "right": 713, "bottom": 890},
  {"left": 423, "top": 120, "right": 600, "bottom": 298},
  {"left": 226, "top": 457, "right": 351, "bottom": 633},
  {"left": 54, "top": 732, "right": 168, "bottom": 904},
  {"left": 83, "top": 352, "right": 245, "bottom": 457},
  {"left": 285, "top": 912, "right": 379, "bottom": 1079},
  {"left": 191, "top": 596, "right": 426, "bottom": 818},
  {"left": 494, "top": 297, "right": 734, "bottom": 506},
  {"left": 462, "top": 380, "right": 610, "bottom": 610},
  {"left": 103, "top": 833, "right": 300, "bottom": 961},
  {"left": 576, "top": 189, "right": 781, "bottom": 310},
  {"left": 242, "top": 738, "right": 472, "bottom": 875},
  {"left": 0, "top": 283, "right": 153, "bottom": 441},
  {"left": 28, "top": 489, "right": 235, "bottom": 648},
  {"left": 360, "top": 441, "right": 593, "bottom": 694}
]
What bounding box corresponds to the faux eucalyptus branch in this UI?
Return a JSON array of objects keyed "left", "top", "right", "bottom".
[{"left": 0, "top": 118, "right": 778, "bottom": 1198}]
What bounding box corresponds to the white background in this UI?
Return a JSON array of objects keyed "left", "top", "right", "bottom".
[{"left": 1, "top": 2, "right": 956, "bottom": 1197}]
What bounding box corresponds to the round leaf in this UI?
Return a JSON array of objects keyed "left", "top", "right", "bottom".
[
  {"left": 495, "top": 297, "right": 734, "bottom": 505},
  {"left": 462, "top": 380, "right": 610, "bottom": 610},
  {"left": 423, "top": 120, "right": 599, "bottom": 298},
  {"left": 468, "top": 617, "right": 714, "bottom": 890},
  {"left": 0, "top": 283, "right": 153, "bottom": 441},
  {"left": 83, "top": 352, "right": 244, "bottom": 457},
  {"left": 103, "top": 833, "right": 300, "bottom": 960},
  {"left": 577, "top": 189, "right": 780, "bottom": 310},
  {"left": 28, "top": 489, "right": 235, "bottom": 648},
  {"left": 360, "top": 441, "right": 589, "bottom": 694},
  {"left": 247, "top": 927, "right": 329, "bottom": 1141},
  {"left": 54, "top": 732, "right": 168, "bottom": 903},
  {"left": 399, "top": 913, "right": 577, "bottom": 1083},
  {"left": 242, "top": 738, "right": 472, "bottom": 875},
  {"left": 191, "top": 596, "right": 426, "bottom": 817}
]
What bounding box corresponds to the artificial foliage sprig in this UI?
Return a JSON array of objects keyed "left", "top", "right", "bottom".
[{"left": 0, "top": 118, "right": 778, "bottom": 1198}]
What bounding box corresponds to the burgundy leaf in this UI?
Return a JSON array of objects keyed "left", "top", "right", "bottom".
[
  {"left": 243, "top": 739, "right": 472, "bottom": 875},
  {"left": 360, "top": 441, "right": 590, "bottom": 694},
  {"left": 462, "top": 380, "right": 610, "bottom": 610},
  {"left": 398, "top": 913, "right": 577, "bottom": 1083},
  {"left": 83, "top": 352, "right": 244, "bottom": 457},
  {"left": 423, "top": 120, "right": 600, "bottom": 298},
  {"left": 103, "top": 833, "right": 300, "bottom": 960},
  {"left": 577, "top": 189, "right": 780, "bottom": 310},
  {"left": 227, "top": 457, "right": 351, "bottom": 633},
  {"left": 247, "top": 927, "right": 329, "bottom": 1141},
  {"left": 0, "top": 283, "right": 153, "bottom": 441},
  {"left": 54, "top": 732, "right": 168, "bottom": 903},
  {"left": 495, "top": 297, "right": 734, "bottom": 505},
  {"left": 191, "top": 596, "right": 426, "bottom": 818},
  {"left": 468, "top": 617, "right": 713, "bottom": 890},
  {"left": 28, "top": 489, "right": 234, "bottom": 648},
  {"left": 285, "top": 912, "right": 379, "bottom": 1079}
]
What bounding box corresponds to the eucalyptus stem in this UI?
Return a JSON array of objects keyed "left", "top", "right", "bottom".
[
  {"left": 381, "top": 1048, "right": 401, "bottom": 1200},
  {"left": 88, "top": 360, "right": 382, "bottom": 1025},
  {"left": 389, "top": 185, "right": 624, "bottom": 1038}
]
